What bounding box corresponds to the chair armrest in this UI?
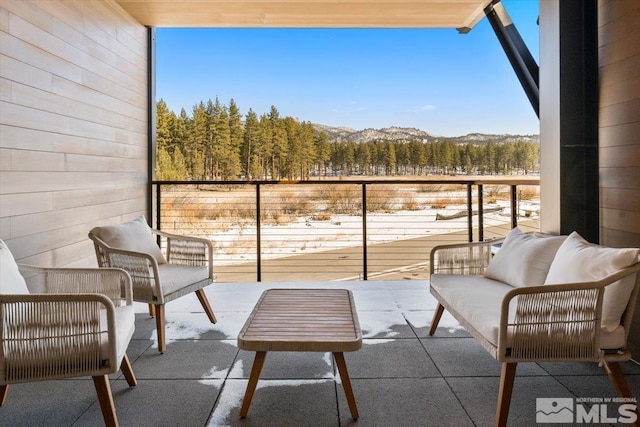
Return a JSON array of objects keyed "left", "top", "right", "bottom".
[
  {"left": 497, "top": 262, "right": 640, "bottom": 362},
  {"left": 430, "top": 238, "right": 504, "bottom": 275},
  {"left": 17, "top": 265, "right": 133, "bottom": 306},
  {"left": 0, "top": 293, "right": 120, "bottom": 381},
  {"left": 91, "top": 245, "right": 162, "bottom": 303},
  {"left": 152, "top": 229, "right": 214, "bottom": 279}
]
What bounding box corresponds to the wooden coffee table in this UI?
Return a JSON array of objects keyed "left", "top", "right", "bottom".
[{"left": 237, "top": 288, "right": 362, "bottom": 419}]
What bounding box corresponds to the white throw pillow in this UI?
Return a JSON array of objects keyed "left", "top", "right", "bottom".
[
  {"left": 0, "top": 239, "right": 29, "bottom": 294},
  {"left": 545, "top": 231, "right": 639, "bottom": 332},
  {"left": 484, "top": 228, "right": 566, "bottom": 287},
  {"left": 91, "top": 216, "right": 167, "bottom": 264}
]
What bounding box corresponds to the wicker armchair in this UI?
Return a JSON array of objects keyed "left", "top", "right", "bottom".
[
  {"left": 89, "top": 217, "right": 217, "bottom": 353},
  {"left": 0, "top": 264, "right": 137, "bottom": 427},
  {"left": 428, "top": 235, "right": 640, "bottom": 427}
]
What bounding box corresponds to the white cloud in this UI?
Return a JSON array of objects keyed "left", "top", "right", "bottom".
[{"left": 409, "top": 104, "right": 436, "bottom": 113}]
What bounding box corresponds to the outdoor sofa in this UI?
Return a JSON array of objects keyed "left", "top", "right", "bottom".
[{"left": 428, "top": 228, "right": 640, "bottom": 427}]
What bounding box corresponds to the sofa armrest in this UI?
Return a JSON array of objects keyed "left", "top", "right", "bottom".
[
  {"left": 498, "top": 262, "right": 640, "bottom": 362},
  {"left": 152, "top": 229, "right": 214, "bottom": 280},
  {"left": 430, "top": 238, "right": 504, "bottom": 276}
]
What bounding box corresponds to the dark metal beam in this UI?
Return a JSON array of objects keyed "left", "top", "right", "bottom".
[
  {"left": 147, "top": 27, "right": 156, "bottom": 227},
  {"left": 484, "top": 0, "right": 539, "bottom": 117}
]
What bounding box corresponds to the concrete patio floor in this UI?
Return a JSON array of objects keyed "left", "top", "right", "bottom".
[{"left": 2, "top": 280, "right": 639, "bottom": 427}]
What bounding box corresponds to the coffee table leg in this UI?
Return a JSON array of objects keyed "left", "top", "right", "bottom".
[
  {"left": 240, "top": 351, "right": 267, "bottom": 418},
  {"left": 334, "top": 352, "right": 359, "bottom": 420}
]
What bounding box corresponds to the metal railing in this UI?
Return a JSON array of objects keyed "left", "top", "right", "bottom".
[{"left": 152, "top": 177, "right": 540, "bottom": 282}]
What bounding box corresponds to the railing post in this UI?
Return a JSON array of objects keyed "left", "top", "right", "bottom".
[
  {"left": 511, "top": 184, "right": 518, "bottom": 229},
  {"left": 362, "top": 183, "right": 368, "bottom": 281},
  {"left": 467, "top": 184, "right": 473, "bottom": 242},
  {"left": 155, "top": 183, "right": 161, "bottom": 246},
  {"left": 478, "top": 184, "right": 484, "bottom": 241},
  {"left": 256, "top": 183, "right": 261, "bottom": 282}
]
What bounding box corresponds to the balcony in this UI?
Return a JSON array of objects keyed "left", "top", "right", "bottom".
[{"left": 4, "top": 280, "right": 640, "bottom": 426}]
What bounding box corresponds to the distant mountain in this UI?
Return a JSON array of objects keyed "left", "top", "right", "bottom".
[{"left": 311, "top": 124, "right": 539, "bottom": 145}]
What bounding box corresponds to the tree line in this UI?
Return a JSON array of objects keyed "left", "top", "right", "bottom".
[{"left": 156, "top": 98, "right": 540, "bottom": 181}]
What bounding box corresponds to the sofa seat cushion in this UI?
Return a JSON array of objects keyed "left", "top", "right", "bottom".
[
  {"left": 430, "top": 274, "right": 625, "bottom": 351},
  {"left": 431, "top": 274, "right": 513, "bottom": 347},
  {"left": 155, "top": 264, "right": 209, "bottom": 297}
]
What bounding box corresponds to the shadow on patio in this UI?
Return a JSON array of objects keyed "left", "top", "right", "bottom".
[{"left": 2, "top": 280, "right": 639, "bottom": 427}]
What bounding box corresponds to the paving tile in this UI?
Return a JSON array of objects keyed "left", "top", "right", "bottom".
[
  {"left": 209, "top": 379, "right": 339, "bottom": 427},
  {"left": 351, "top": 289, "right": 397, "bottom": 311},
  {"left": 539, "top": 360, "right": 640, "bottom": 376},
  {"left": 403, "top": 310, "right": 471, "bottom": 338},
  {"left": 131, "top": 339, "right": 239, "bottom": 379},
  {"left": 447, "top": 376, "right": 576, "bottom": 427},
  {"left": 0, "top": 379, "right": 96, "bottom": 427},
  {"left": 357, "top": 310, "right": 415, "bottom": 338},
  {"left": 391, "top": 288, "right": 436, "bottom": 311},
  {"left": 555, "top": 374, "right": 640, "bottom": 401},
  {"left": 74, "top": 379, "right": 222, "bottom": 427},
  {"left": 229, "top": 350, "right": 334, "bottom": 380},
  {"left": 348, "top": 339, "right": 440, "bottom": 378},
  {"left": 337, "top": 378, "right": 473, "bottom": 426},
  {"left": 421, "top": 337, "right": 547, "bottom": 377}
]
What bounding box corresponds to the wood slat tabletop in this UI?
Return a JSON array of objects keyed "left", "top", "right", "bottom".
[{"left": 237, "top": 289, "right": 362, "bottom": 352}]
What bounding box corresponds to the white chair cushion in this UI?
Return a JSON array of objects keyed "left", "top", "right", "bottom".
[
  {"left": 484, "top": 228, "right": 566, "bottom": 287},
  {"left": 431, "top": 273, "right": 625, "bottom": 350},
  {"left": 100, "top": 304, "right": 136, "bottom": 362},
  {"left": 91, "top": 216, "right": 167, "bottom": 264},
  {"left": 545, "top": 231, "right": 639, "bottom": 332},
  {"left": 0, "top": 239, "right": 29, "bottom": 294},
  {"left": 155, "top": 264, "right": 209, "bottom": 297}
]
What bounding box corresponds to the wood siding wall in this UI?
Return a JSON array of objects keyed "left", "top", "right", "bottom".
[
  {"left": 0, "top": 0, "right": 148, "bottom": 266},
  {"left": 598, "top": 0, "right": 640, "bottom": 356}
]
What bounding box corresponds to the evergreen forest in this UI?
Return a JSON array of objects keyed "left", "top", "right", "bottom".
[{"left": 156, "top": 99, "right": 540, "bottom": 181}]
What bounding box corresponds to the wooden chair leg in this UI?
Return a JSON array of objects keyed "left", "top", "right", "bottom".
[
  {"left": 93, "top": 375, "right": 118, "bottom": 427},
  {"left": 195, "top": 289, "right": 217, "bottom": 324},
  {"left": 240, "top": 351, "right": 267, "bottom": 418},
  {"left": 429, "top": 303, "right": 445, "bottom": 336},
  {"left": 155, "top": 304, "right": 166, "bottom": 353},
  {"left": 120, "top": 354, "right": 137, "bottom": 387},
  {"left": 0, "top": 385, "right": 8, "bottom": 405},
  {"left": 605, "top": 361, "right": 640, "bottom": 422},
  {"left": 148, "top": 304, "right": 155, "bottom": 317},
  {"left": 495, "top": 362, "right": 517, "bottom": 427}
]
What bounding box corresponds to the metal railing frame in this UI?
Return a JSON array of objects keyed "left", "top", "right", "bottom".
[{"left": 152, "top": 177, "right": 539, "bottom": 281}]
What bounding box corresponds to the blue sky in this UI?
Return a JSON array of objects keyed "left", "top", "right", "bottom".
[{"left": 156, "top": 0, "right": 539, "bottom": 137}]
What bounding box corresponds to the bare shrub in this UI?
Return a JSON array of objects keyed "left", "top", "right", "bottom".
[
  {"left": 324, "top": 185, "right": 361, "bottom": 214},
  {"left": 485, "top": 185, "right": 510, "bottom": 200},
  {"left": 519, "top": 186, "right": 539, "bottom": 200},
  {"left": 367, "top": 185, "right": 396, "bottom": 212},
  {"left": 417, "top": 183, "right": 465, "bottom": 193},
  {"left": 311, "top": 212, "right": 332, "bottom": 221},
  {"left": 401, "top": 197, "right": 420, "bottom": 211},
  {"left": 430, "top": 197, "right": 460, "bottom": 209}
]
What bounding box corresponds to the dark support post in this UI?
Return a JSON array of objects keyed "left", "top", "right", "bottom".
[
  {"left": 362, "top": 184, "right": 368, "bottom": 281},
  {"left": 484, "top": 0, "right": 539, "bottom": 117},
  {"left": 478, "top": 185, "right": 484, "bottom": 242},
  {"left": 559, "top": 0, "right": 599, "bottom": 242},
  {"left": 510, "top": 185, "right": 518, "bottom": 229},
  {"left": 467, "top": 184, "right": 473, "bottom": 242},
  {"left": 155, "top": 184, "right": 161, "bottom": 245},
  {"left": 256, "top": 184, "right": 262, "bottom": 282},
  {"left": 147, "top": 27, "right": 156, "bottom": 225}
]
